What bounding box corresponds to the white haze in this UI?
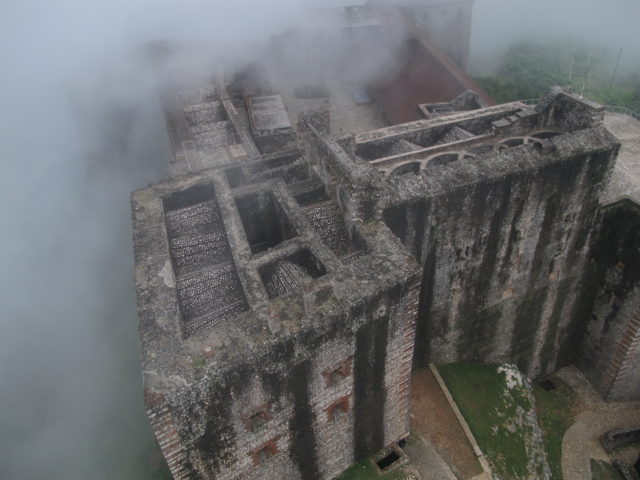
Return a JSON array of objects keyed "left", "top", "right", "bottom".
[
  {"left": 0, "top": 1, "right": 638, "bottom": 479},
  {"left": 0, "top": 1, "right": 311, "bottom": 479},
  {"left": 471, "top": 0, "right": 640, "bottom": 75}
]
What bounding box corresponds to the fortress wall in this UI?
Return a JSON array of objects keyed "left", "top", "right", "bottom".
[
  {"left": 145, "top": 260, "right": 419, "bottom": 480},
  {"left": 578, "top": 199, "right": 640, "bottom": 401},
  {"left": 382, "top": 129, "right": 618, "bottom": 377}
]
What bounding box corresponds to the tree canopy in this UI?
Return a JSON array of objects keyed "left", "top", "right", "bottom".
[{"left": 474, "top": 41, "right": 640, "bottom": 113}]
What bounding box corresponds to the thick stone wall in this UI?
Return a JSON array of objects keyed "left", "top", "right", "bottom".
[
  {"left": 578, "top": 199, "right": 640, "bottom": 401},
  {"left": 152, "top": 279, "right": 418, "bottom": 480},
  {"left": 382, "top": 128, "right": 618, "bottom": 376}
]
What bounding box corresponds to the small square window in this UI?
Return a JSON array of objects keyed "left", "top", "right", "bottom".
[
  {"left": 250, "top": 438, "right": 279, "bottom": 466},
  {"left": 243, "top": 404, "right": 272, "bottom": 431},
  {"left": 322, "top": 357, "right": 353, "bottom": 388},
  {"left": 326, "top": 396, "right": 350, "bottom": 423}
]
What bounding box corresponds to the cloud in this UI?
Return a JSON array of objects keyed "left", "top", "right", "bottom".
[
  {"left": 470, "top": 0, "right": 640, "bottom": 73},
  {"left": 0, "top": 1, "right": 324, "bottom": 479}
]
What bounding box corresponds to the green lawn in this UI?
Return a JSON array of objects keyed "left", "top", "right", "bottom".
[
  {"left": 438, "top": 364, "right": 543, "bottom": 479},
  {"left": 334, "top": 458, "right": 415, "bottom": 480},
  {"left": 438, "top": 364, "right": 580, "bottom": 480},
  {"left": 532, "top": 379, "right": 578, "bottom": 479},
  {"left": 335, "top": 460, "right": 380, "bottom": 480}
]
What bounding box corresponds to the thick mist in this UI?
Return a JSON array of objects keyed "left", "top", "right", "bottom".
[
  {"left": 0, "top": 1, "right": 311, "bottom": 479},
  {"left": 1, "top": 1, "right": 639, "bottom": 479},
  {"left": 471, "top": 0, "right": 640, "bottom": 75}
]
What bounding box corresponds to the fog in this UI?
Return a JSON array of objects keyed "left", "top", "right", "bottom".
[
  {"left": 470, "top": 0, "right": 640, "bottom": 75},
  {"left": 1, "top": 1, "right": 638, "bottom": 479},
  {"left": 0, "top": 2, "right": 308, "bottom": 479}
]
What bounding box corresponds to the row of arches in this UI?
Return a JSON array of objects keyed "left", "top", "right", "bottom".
[{"left": 383, "top": 130, "right": 562, "bottom": 178}]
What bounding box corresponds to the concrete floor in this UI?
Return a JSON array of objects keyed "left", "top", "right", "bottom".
[
  {"left": 402, "top": 437, "right": 457, "bottom": 480},
  {"left": 557, "top": 366, "right": 640, "bottom": 480},
  {"left": 409, "top": 369, "right": 484, "bottom": 480}
]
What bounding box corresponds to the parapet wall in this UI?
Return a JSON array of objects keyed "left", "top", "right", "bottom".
[{"left": 135, "top": 68, "right": 631, "bottom": 480}]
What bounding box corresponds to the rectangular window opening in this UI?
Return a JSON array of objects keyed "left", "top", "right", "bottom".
[
  {"left": 245, "top": 405, "right": 272, "bottom": 431},
  {"left": 257, "top": 447, "right": 273, "bottom": 463},
  {"left": 250, "top": 438, "right": 279, "bottom": 466},
  {"left": 323, "top": 357, "right": 353, "bottom": 388},
  {"left": 327, "top": 396, "right": 350, "bottom": 423},
  {"left": 538, "top": 379, "right": 556, "bottom": 391}
]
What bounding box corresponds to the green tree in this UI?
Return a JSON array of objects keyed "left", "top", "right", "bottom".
[{"left": 474, "top": 40, "right": 640, "bottom": 113}]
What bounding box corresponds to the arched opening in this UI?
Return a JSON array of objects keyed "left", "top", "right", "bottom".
[
  {"left": 500, "top": 138, "right": 525, "bottom": 148},
  {"left": 467, "top": 145, "right": 493, "bottom": 155},
  {"left": 389, "top": 162, "right": 420, "bottom": 177},
  {"left": 427, "top": 153, "right": 459, "bottom": 167}
]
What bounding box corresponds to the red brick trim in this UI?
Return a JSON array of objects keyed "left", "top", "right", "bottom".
[
  {"left": 322, "top": 357, "right": 353, "bottom": 388},
  {"left": 242, "top": 403, "right": 273, "bottom": 431},
  {"left": 325, "top": 394, "right": 351, "bottom": 422},
  {"left": 249, "top": 436, "right": 280, "bottom": 466}
]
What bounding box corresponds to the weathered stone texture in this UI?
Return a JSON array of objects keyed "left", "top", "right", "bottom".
[
  {"left": 578, "top": 200, "right": 640, "bottom": 401},
  {"left": 340, "top": 91, "right": 619, "bottom": 378},
  {"left": 381, "top": 129, "right": 617, "bottom": 376},
  {"left": 133, "top": 114, "right": 420, "bottom": 478},
  {"left": 134, "top": 70, "right": 634, "bottom": 480},
  {"left": 139, "top": 269, "right": 419, "bottom": 480}
]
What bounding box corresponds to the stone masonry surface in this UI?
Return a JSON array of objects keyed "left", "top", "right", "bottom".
[{"left": 132, "top": 4, "right": 640, "bottom": 479}]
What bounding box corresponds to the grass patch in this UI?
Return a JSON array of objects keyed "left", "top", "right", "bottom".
[
  {"left": 532, "top": 379, "right": 578, "bottom": 479},
  {"left": 590, "top": 459, "right": 624, "bottom": 480},
  {"left": 438, "top": 364, "right": 535, "bottom": 479},
  {"left": 335, "top": 460, "right": 379, "bottom": 480},
  {"left": 333, "top": 458, "right": 415, "bottom": 480}
]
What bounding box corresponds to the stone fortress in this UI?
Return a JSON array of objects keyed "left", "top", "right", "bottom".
[{"left": 131, "top": 2, "right": 640, "bottom": 479}]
